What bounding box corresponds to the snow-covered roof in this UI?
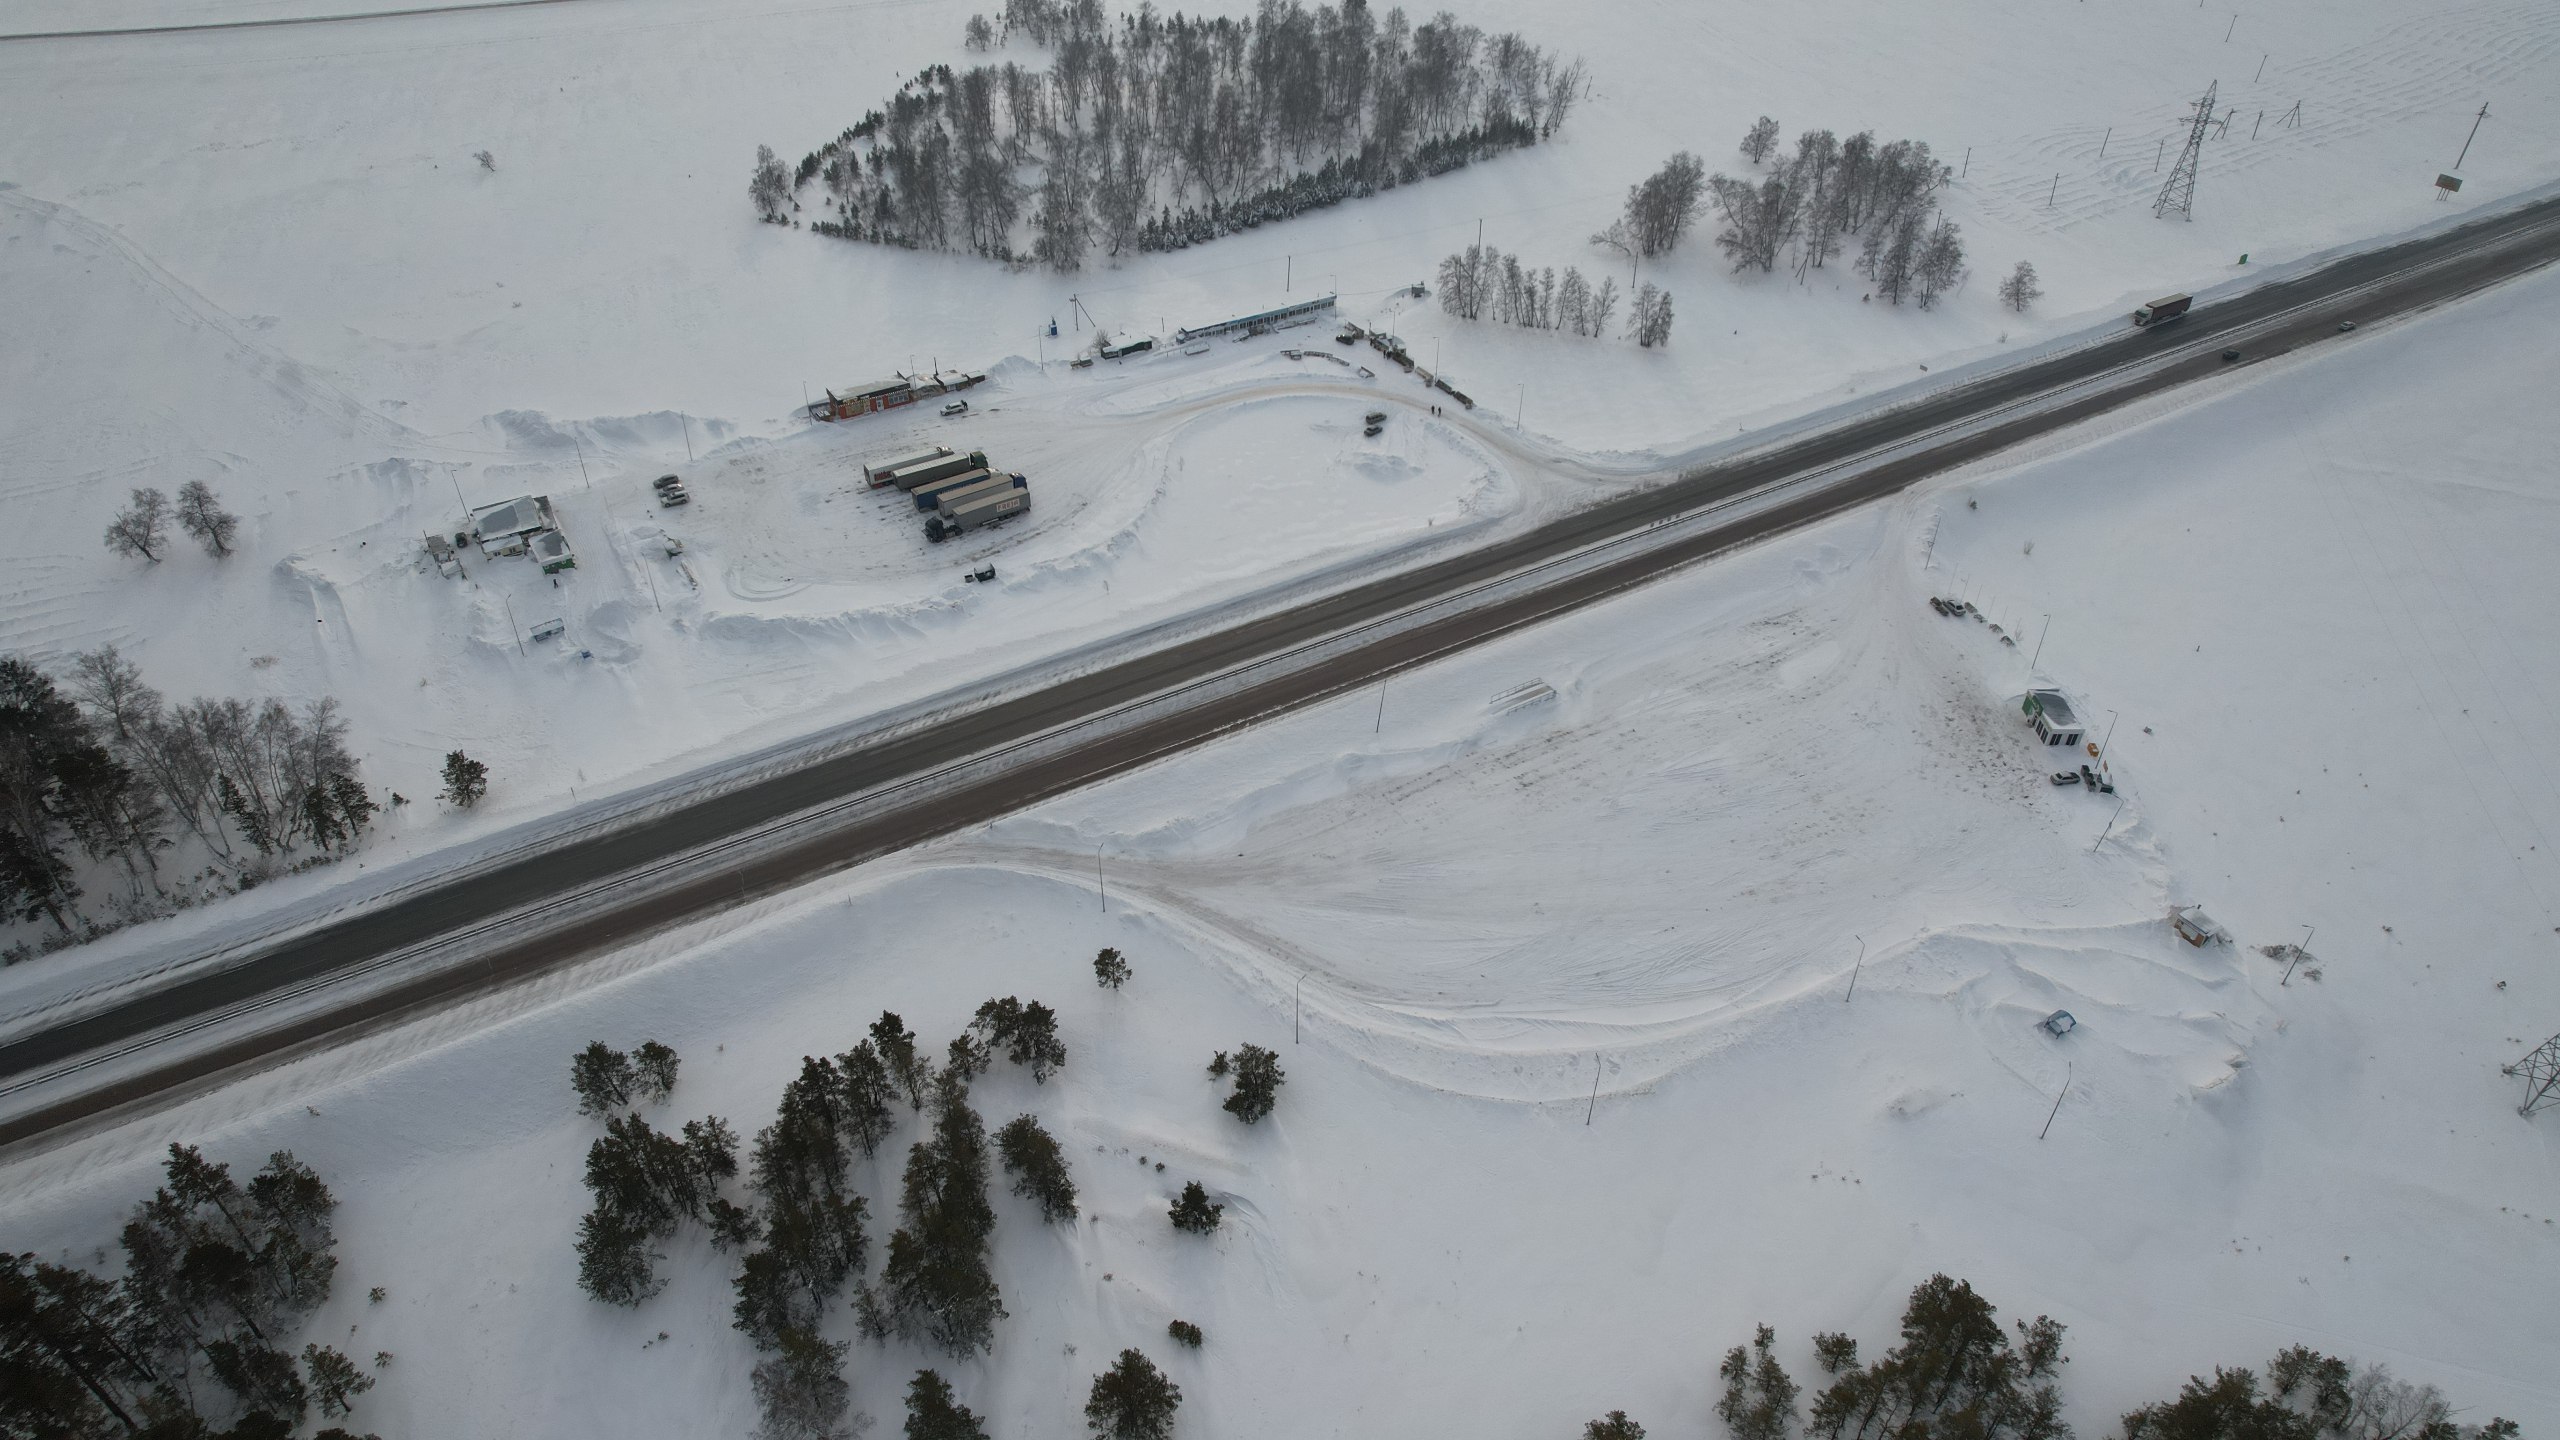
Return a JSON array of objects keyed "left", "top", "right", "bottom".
[
  {"left": 529, "top": 530, "right": 572, "bottom": 564},
  {"left": 2029, "top": 689, "right": 2081, "bottom": 729},
  {"left": 470, "top": 495, "right": 551, "bottom": 540}
]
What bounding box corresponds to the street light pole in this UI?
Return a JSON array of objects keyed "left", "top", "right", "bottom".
[
  {"left": 2454, "top": 102, "right": 2490, "bottom": 170},
  {"left": 2031, "top": 614, "right": 2052, "bottom": 670}
]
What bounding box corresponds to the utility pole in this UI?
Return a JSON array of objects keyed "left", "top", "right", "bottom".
[
  {"left": 1585, "top": 1054, "right": 1601, "bottom": 1125},
  {"left": 1285, "top": 254, "right": 1292, "bottom": 292},
  {"left": 680, "top": 413, "right": 694, "bottom": 463},
  {"left": 2224, "top": 13, "right": 2236, "bottom": 42},
  {"left": 500, "top": 593, "right": 525, "bottom": 655},
  {"left": 2099, "top": 127, "right": 2112, "bottom": 160},
  {"left": 1096, "top": 844, "right": 1106, "bottom": 912},
  {"left": 2253, "top": 52, "right": 2267, "bottom": 83},
  {"left": 1961, "top": 146, "right": 1970, "bottom": 177},
  {"left": 1516, "top": 384, "right": 1526, "bottom": 433},
  {"left": 2038, "top": 1063, "right": 2073, "bottom": 1139},
  {"left": 2091, "top": 797, "right": 2126, "bottom": 853},
  {"left": 2031, "top": 614, "right": 2052, "bottom": 669},
  {"left": 2100, "top": 710, "right": 2120, "bottom": 755},
  {"left": 1373, "top": 678, "right": 1387, "bottom": 733},
  {"left": 2047, "top": 172, "right": 2059, "bottom": 208},
  {"left": 1845, "top": 936, "right": 1865, "bottom": 1002},
  {"left": 2281, "top": 926, "right": 2313, "bottom": 984},
  {"left": 572, "top": 433, "right": 591, "bottom": 490},
  {"left": 1294, "top": 973, "right": 1305, "bottom": 1044},
  {"left": 2454, "top": 102, "right": 2490, "bottom": 169}
]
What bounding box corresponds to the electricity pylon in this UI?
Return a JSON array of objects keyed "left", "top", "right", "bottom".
[{"left": 2155, "top": 81, "right": 2217, "bottom": 221}]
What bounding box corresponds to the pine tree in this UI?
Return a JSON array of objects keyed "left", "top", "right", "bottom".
[
  {"left": 1807, "top": 1275, "right": 2067, "bottom": 1440},
  {"left": 572, "top": 1042, "right": 636, "bottom": 1115},
  {"left": 752, "top": 1327, "right": 853, "bottom": 1440},
  {"left": 1085, "top": 1349, "right": 1181, "bottom": 1440},
  {"left": 103, "top": 488, "right": 170, "bottom": 563},
  {"left": 835, "top": 1039, "right": 900, "bottom": 1157},
  {"left": 872, "top": 1011, "right": 934, "bottom": 1109},
  {"left": 995, "top": 1114, "right": 1078, "bottom": 1222},
  {"left": 174, "top": 481, "right": 241, "bottom": 558},
  {"left": 1094, "top": 947, "right": 1132, "bottom": 988},
  {"left": 905, "top": 1368, "right": 991, "bottom": 1440},
  {"left": 439, "top": 750, "right": 488, "bottom": 808},
  {"left": 970, "top": 996, "right": 1067, "bottom": 1082},
  {"left": 1165, "top": 1319, "right": 1203, "bottom": 1348},
  {"left": 303, "top": 1343, "right": 375, "bottom": 1419},
  {"left": 862, "top": 1074, "right": 1004, "bottom": 1356},
  {"left": 1222, "top": 1044, "right": 1284, "bottom": 1124},
  {"left": 634, "top": 1040, "right": 681, "bottom": 1103},
  {"left": 1717, "top": 1325, "right": 1800, "bottom": 1440},
  {"left": 1586, "top": 1413, "right": 1647, "bottom": 1440},
  {"left": 1168, "top": 1181, "right": 1223, "bottom": 1234}
]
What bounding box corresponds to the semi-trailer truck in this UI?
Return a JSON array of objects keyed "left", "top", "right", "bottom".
[{"left": 2131, "top": 293, "right": 2192, "bottom": 327}]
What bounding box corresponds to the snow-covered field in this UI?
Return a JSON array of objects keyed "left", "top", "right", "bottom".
[
  {"left": 8, "top": 222, "right": 2558, "bottom": 1434},
  {"left": 6, "top": 0, "right": 2560, "bottom": 927}
]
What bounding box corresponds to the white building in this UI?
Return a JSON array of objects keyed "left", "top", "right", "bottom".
[{"left": 2024, "top": 689, "right": 2085, "bottom": 748}]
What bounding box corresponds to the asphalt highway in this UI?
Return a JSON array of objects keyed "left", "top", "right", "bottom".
[{"left": 5, "top": 194, "right": 2557, "bottom": 1151}]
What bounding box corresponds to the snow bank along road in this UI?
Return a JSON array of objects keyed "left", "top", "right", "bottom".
[{"left": 4, "top": 194, "right": 2558, "bottom": 1152}]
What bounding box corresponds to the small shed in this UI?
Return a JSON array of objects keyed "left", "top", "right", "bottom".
[
  {"left": 2041, "top": 1010, "right": 2078, "bottom": 1036},
  {"left": 2023, "top": 689, "right": 2085, "bottom": 748},
  {"left": 2171, "top": 905, "right": 2232, "bottom": 948}
]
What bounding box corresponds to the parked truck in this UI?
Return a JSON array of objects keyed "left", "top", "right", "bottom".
[
  {"left": 2131, "top": 293, "right": 2193, "bottom": 328},
  {"left": 908, "top": 467, "right": 995, "bottom": 511},
  {"left": 864, "top": 445, "right": 952, "bottom": 487},
  {"left": 930, "top": 472, "right": 1026, "bottom": 515},
  {"left": 885, "top": 450, "right": 990, "bottom": 490},
  {"left": 945, "top": 485, "right": 1028, "bottom": 531}
]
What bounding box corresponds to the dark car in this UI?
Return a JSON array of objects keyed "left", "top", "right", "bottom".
[{"left": 2220, "top": 348, "right": 2241, "bottom": 363}]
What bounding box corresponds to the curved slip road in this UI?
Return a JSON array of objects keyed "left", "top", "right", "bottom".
[{"left": 5, "top": 194, "right": 2558, "bottom": 1150}]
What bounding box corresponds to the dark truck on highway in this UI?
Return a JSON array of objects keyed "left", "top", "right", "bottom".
[{"left": 2132, "top": 293, "right": 2193, "bottom": 327}]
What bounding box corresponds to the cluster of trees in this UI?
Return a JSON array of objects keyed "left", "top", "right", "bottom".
[
  {"left": 2122, "top": 1346, "right": 2517, "bottom": 1440},
  {"left": 2, "top": 647, "right": 378, "bottom": 952},
  {"left": 103, "top": 482, "right": 240, "bottom": 565},
  {"left": 570, "top": 1040, "right": 742, "bottom": 1308},
  {"left": 1206, "top": 1042, "right": 1285, "bottom": 1123},
  {"left": 1587, "top": 1274, "right": 2518, "bottom": 1440},
  {"left": 2, "top": 1144, "right": 379, "bottom": 1438},
  {"left": 566, "top": 993, "right": 1115, "bottom": 1440},
  {"left": 773, "top": 0, "right": 1582, "bottom": 270},
  {"left": 1437, "top": 244, "right": 1620, "bottom": 336},
  {"left": 1592, "top": 118, "right": 1973, "bottom": 311}
]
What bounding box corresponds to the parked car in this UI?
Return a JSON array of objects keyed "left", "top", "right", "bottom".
[
  {"left": 2337, "top": 320, "right": 2357, "bottom": 332},
  {"left": 941, "top": 399, "right": 969, "bottom": 417},
  {"left": 654, "top": 474, "right": 682, "bottom": 491},
  {"left": 657, "top": 486, "right": 690, "bottom": 508},
  {"left": 2220, "top": 348, "right": 2242, "bottom": 363},
  {"left": 1365, "top": 411, "right": 1387, "bottom": 425},
  {"left": 1363, "top": 423, "right": 1384, "bottom": 438},
  {"left": 2050, "top": 771, "right": 2082, "bottom": 786}
]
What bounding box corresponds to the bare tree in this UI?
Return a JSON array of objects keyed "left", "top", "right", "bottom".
[
  {"left": 103, "top": 488, "right": 170, "bottom": 563},
  {"left": 1623, "top": 152, "right": 1706, "bottom": 258},
  {"left": 963, "top": 13, "right": 996, "bottom": 50},
  {"left": 1913, "top": 215, "right": 1966, "bottom": 309},
  {"left": 750, "top": 145, "right": 792, "bottom": 223},
  {"left": 1741, "top": 114, "right": 1781, "bottom": 165},
  {"left": 1589, "top": 274, "right": 1620, "bottom": 337},
  {"left": 1627, "top": 283, "right": 1674, "bottom": 347},
  {"left": 474, "top": 150, "right": 497, "bottom": 172},
  {"left": 174, "top": 481, "right": 239, "bottom": 558},
  {"left": 1997, "top": 260, "right": 2042, "bottom": 313}
]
